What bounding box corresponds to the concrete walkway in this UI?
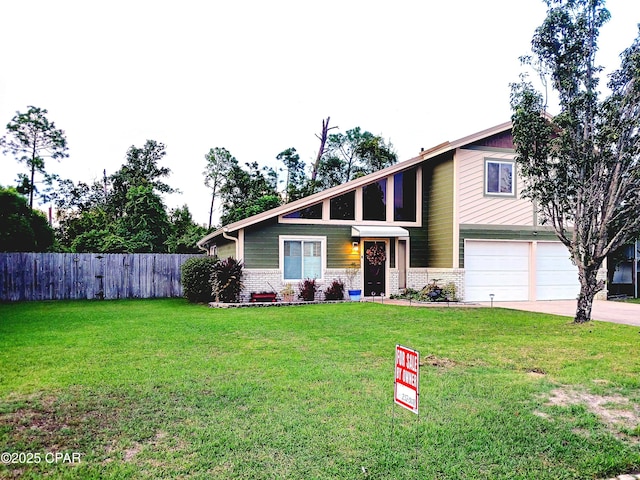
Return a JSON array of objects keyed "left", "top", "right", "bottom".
[{"left": 478, "top": 299, "right": 640, "bottom": 327}]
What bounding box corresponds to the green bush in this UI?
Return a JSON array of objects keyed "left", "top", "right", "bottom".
[
  {"left": 181, "top": 256, "right": 218, "bottom": 303},
  {"left": 211, "top": 257, "right": 244, "bottom": 303}
]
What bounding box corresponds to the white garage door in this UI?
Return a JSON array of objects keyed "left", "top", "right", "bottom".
[
  {"left": 464, "top": 241, "right": 529, "bottom": 302},
  {"left": 536, "top": 242, "right": 580, "bottom": 300}
]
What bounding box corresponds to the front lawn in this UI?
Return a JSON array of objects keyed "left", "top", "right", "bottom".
[{"left": 1, "top": 299, "right": 639, "bottom": 479}]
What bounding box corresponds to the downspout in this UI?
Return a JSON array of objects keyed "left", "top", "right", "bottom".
[{"left": 222, "top": 228, "right": 239, "bottom": 259}]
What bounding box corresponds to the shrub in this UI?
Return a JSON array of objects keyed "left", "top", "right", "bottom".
[
  {"left": 298, "top": 278, "right": 317, "bottom": 301},
  {"left": 211, "top": 257, "right": 244, "bottom": 303},
  {"left": 324, "top": 279, "right": 345, "bottom": 301},
  {"left": 181, "top": 256, "right": 218, "bottom": 303}
]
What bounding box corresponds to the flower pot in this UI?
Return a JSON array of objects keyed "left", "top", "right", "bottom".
[
  {"left": 282, "top": 294, "right": 295, "bottom": 302},
  {"left": 348, "top": 289, "right": 362, "bottom": 302}
]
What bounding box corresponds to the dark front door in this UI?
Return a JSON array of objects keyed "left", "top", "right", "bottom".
[{"left": 364, "top": 240, "right": 386, "bottom": 297}]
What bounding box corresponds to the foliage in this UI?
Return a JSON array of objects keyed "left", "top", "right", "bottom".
[
  {"left": 297, "top": 278, "right": 317, "bottom": 301},
  {"left": 277, "top": 147, "right": 308, "bottom": 202},
  {"left": 109, "top": 139, "right": 176, "bottom": 219},
  {"left": 391, "top": 279, "right": 457, "bottom": 302},
  {"left": 0, "top": 106, "right": 68, "bottom": 208},
  {"left": 510, "top": 0, "right": 640, "bottom": 322},
  {"left": 203, "top": 147, "right": 234, "bottom": 229},
  {"left": 2, "top": 300, "right": 640, "bottom": 478},
  {"left": 315, "top": 127, "right": 397, "bottom": 190},
  {"left": 0, "top": 186, "right": 55, "bottom": 252},
  {"left": 211, "top": 257, "right": 244, "bottom": 303},
  {"left": 180, "top": 256, "right": 218, "bottom": 303},
  {"left": 46, "top": 139, "right": 205, "bottom": 254},
  {"left": 323, "top": 279, "right": 345, "bottom": 301},
  {"left": 219, "top": 160, "right": 281, "bottom": 226},
  {"left": 166, "top": 205, "right": 208, "bottom": 254}
]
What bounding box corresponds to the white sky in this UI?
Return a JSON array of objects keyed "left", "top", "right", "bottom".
[{"left": 1, "top": 0, "right": 639, "bottom": 226}]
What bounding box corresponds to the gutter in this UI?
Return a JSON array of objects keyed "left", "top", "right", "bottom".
[{"left": 222, "top": 228, "right": 239, "bottom": 259}]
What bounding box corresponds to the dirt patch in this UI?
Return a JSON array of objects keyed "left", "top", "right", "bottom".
[
  {"left": 544, "top": 387, "right": 640, "bottom": 440},
  {"left": 421, "top": 355, "right": 457, "bottom": 368}
]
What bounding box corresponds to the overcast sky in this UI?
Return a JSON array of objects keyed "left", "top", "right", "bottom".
[{"left": 1, "top": 0, "right": 639, "bottom": 226}]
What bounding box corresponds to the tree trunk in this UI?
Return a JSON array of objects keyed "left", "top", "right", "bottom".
[
  {"left": 208, "top": 192, "right": 215, "bottom": 230},
  {"left": 574, "top": 265, "right": 602, "bottom": 323},
  {"left": 29, "top": 161, "right": 36, "bottom": 209}
]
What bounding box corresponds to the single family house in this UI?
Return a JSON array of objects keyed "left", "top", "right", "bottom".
[{"left": 197, "top": 120, "right": 605, "bottom": 302}]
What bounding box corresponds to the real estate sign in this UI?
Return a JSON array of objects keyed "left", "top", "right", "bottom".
[{"left": 394, "top": 345, "right": 419, "bottom": 414}]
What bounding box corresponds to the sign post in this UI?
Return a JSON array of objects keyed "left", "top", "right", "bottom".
[{"left": 394, "top": 345, "right": 420, "bottom": 414}]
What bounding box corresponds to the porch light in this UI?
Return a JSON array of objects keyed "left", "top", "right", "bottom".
[{"left": 352, "top": 242, "right": 359, "bottom": 253}]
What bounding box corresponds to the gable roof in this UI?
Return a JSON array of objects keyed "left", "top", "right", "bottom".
[{"left": 197, "top": 120, "right": 513, "bottom": 250}]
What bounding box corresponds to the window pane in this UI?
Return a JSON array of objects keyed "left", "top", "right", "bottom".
[
  {"left": 303, "top": 241, "right": 321, "bottom": 279},
  {"left": 363, "top": 179, "right": 386, "bottom": 221},
  {"left": 499, "top": 163, "right": 513, "bottom": 193},
  {"left": 284, "top": 241, "right": 302, "bottom": 279},
  {"left": 283, "top": 203, "right": 323, "bottom": 219},
  {"left": 394, "top": 169, "right": 416, "bottom": 221},
  {"left": 487, "top": 162, "right": 499, "bottom": 193},
  {"left": 330, "top": 191, "right": 355, "bottom": 220}
]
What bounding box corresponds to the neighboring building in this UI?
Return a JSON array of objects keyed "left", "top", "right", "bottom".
[
  {"left": 198, "top": 121, "right": 603, "bottom": 302},
  {"left": 608, "top": 241, "right": 639, "bottom": 298}
]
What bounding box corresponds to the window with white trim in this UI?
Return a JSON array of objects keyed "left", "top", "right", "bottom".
[
  {"left": 485, "top": 159, "right": 515, "bottom": 196},
  {"left": 281, "top": 236, "right": 325, "bottom": 281}
]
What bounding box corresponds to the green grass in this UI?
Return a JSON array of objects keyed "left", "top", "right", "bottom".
[{"left": 1, "top": 299, "right": 639, "bottom": 479}]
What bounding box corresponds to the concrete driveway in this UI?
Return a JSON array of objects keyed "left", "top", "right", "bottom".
[{"left": 479, "top": 300, "right": 640, "bottom": 327}]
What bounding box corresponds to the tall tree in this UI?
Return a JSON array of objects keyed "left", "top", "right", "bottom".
[
  {"left": 510, "top": 0, "right": 640, "bottom": 322},
  {"left": 109, "top": 140, "right": 176, "bottom": 218},
  {"left": 0, "top": 106, "right": 68, "bottom": 208},
  {"left": 203, "top": 147, "right": 234, "bottom": 229},
  {"left": 277, "top": 147, "right": 307, "bottom": 202},
  {"left": 220, "top": 161, "right": 281, "bottom": 225},
  {"left": 311, "top": 116, "right": 337, "bottom": 182},
  {"left": 317, "top": 127, "right": 397, "bottom": 189}
]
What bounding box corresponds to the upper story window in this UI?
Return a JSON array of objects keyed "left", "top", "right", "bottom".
[
  {"left": 393, "top": 168, "right": 416, "bottom": 221},
  {"left": 330, "top": 191, "right": 355, "bottom": 220},
  {"left": 363, "top": 179, "right": 387, "bottom": 221},
  {"left": 283, "top": 202, "right": 323, "bottom": 219},
  {"left": 485, "top": 159, "right": 515, "bottom": 196}
]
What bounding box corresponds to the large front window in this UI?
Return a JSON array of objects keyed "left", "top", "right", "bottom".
[{"left": 282, "top": 237, "right": 324, "bottom": 280}]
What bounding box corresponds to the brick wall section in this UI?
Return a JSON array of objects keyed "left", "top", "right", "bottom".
[
  {"left": 406, "top": 268, "right": 465, "bottom": 301},
  {"left": 242, "top": 268, "right": 362, "bottom": 302}
]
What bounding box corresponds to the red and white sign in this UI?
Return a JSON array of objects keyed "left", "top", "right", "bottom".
[{"left": 394, "top": 345, "right": 420, "bottom": 414}]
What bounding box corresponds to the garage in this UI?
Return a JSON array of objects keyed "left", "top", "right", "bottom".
[
  {"left": 464, "top": 240, "right": 530, "bottom": 302},
  {"left": 464, "top": 240, "right": 580, "bottom": 302},
  {"left": 535, "top": 242, "right": 579, "bottom": 300}
]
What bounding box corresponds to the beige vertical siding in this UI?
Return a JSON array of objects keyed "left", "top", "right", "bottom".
[{"left": 457, "top": 148, "right": 535, "bottom": 226}]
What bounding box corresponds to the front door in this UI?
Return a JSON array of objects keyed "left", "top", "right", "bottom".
[{"left": 364, "top": 240, "right": 387, "bottom": 297}]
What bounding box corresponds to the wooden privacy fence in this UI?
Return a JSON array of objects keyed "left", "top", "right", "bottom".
[{"left": 0, "top": 253, "right": 202, "bottom": 301}]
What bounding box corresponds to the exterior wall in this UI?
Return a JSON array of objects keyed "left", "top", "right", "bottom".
[
  {"left": 216, "top": 238, "right": 237, "bottom": 259},
  {"left": 407, "top": 164, "right": 430, "bottom": 268},
  {"left": 425, "top": 153, "right": 455, "bottom": 268},
  {"left": 243, "top": 220, "right": 358, "bottom": 270},
  {"left": 457, "top": 147, "right": 535, "bottom": 226}
]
